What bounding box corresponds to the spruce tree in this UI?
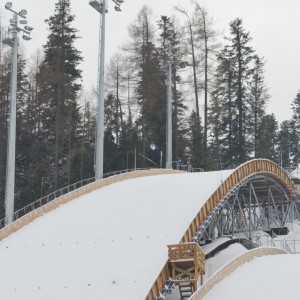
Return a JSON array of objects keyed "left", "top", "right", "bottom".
[
  {"left": 209, "top": 50, "right": 237, "bottom": 167},
  {"left": 0, "top": 53, "right": 10, "bottom": 217},
  {"left": 290, "top": 91, "right": 300, "bottom": 165},
  {"left": 256, "top": 114, "right": 277, "bottom": 161},
  {"left": 277, "top": 120, "right": 293, "bottom": 167},
  {"left": 126, "top": 6, "right": 166, "bottom": 167},
  {"left": 210, "top": 18, "right": 258, "bottom": 166},
  {"left": 157, "top": 15, "right": 188, "bottom": 163},
  {"left": 228, "top": 18, "right": 254, "bottom": 163},
  {"left": 38, "top": 0, "right": 82, "bottom": 189},
  {"left": 248, "top": 55, "right": 269, "bottom": 158}
]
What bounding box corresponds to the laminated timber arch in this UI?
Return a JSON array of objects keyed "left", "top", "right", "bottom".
[{"left": 146, "top": 159, "right": 297, "bottom": 300}]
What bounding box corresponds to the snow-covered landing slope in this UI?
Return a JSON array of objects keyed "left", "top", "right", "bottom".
[
  {"left": 0, "top": 170, "right": 232, "bottom": 300},
  {"left": 204, "top": 253, "right": 300, "bottom": 300}
]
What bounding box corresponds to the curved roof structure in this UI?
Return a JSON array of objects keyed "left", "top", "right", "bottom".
[
  {"left": 0, "top": 159, "right": 296, "bottom": 300},
  {"left": 203, "top": 253, "right": 300, "bottom": 300}
]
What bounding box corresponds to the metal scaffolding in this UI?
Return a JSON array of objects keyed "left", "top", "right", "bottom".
[{"left": 193, "top": 175, "right": 297, "bottom": 243}]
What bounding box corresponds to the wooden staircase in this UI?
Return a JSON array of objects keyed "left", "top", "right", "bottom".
[
  {"left": 178, "top": 276, "right": 194, "bottom": 299},
  {"left": 168, "top": 242, "right": 205, "bottom": 297}
]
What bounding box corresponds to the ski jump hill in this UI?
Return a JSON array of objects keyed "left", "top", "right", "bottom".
[{"left": 0, "top": 159, "right": 297, "bottom": 300}]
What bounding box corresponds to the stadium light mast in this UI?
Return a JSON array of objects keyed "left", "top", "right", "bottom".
[
  {"left": 89, "top": 0, "right": 124, "bottom": 180},
  {"left": 166, "top": 48, "right": 173, "bottom": 169},
  {"left": 3, "top": 2, "right": 33, "bottom": 225}
]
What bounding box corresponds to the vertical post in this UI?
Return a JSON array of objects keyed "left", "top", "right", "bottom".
[
  {"left": 4, "top": 13, "right": 18, "bottom": 225},
  {"left": 248, "top": 184, "right": 251, "bottom": 240},
  {"left": 166, "top": 61, "right": 172, "bottom": 169},
  {"left": 134, "top": 147, "right": 136, "bottom": 170},
  {"left": 95, "top": 0, "right": 106, "bottom": 180}
]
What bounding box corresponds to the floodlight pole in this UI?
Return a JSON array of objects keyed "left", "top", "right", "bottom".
[
  {"left": 96, "top": 0, "right": 106, "bottom": 180},
  {"left": 166, "top": 60, "right": 172, "bottom": 169},
  {"left": 3, "top": 3, "right": 32, "bottom": 225},
  {"left": 4, "top": 12, "right": 18, "bottom": 225},
  {"left": 89, "top": 0, "right": 123, "bottom": 180}
]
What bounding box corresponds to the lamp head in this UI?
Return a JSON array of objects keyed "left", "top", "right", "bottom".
[
  {"left": 114, "top": 5, "right": 121, "bottom": 11},
  {"left": 5, "top": 2, "right": 12, "bottom": 9},
  {"left": 19, "top": 9, "right": 27, "bottom": 17},
  {"left": 22, "top": 34, "right": 31, "bottom": 41},
  {"left": 24, "top": 26, "right": 34, "bottom": 31}
]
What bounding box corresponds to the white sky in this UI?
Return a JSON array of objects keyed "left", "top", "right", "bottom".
[{"left": 1, "top": 0, "right": 300, "bottom": 123}]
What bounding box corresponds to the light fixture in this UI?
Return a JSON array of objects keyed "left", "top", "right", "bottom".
[
  {"left": 179, "top": 61, "right": 188, "bottom": 68},
  {"left": 22, "top": 34, "right": 31, "bottom": 41},
  {"left": 116, "top": 0, "right": 124, "bottom": 3},
  {"left": 19, "top": 9, "right": 27, "bottom": 17},
  {"left": 19, "top": 20, "right": 27, "bottom": 25},
  {"left": 5, "top": 2, "right": 12, "bottom": 9},
  {"left": 24, "top": 26, "right": 33, "bottom": 31},
  {"left": 114, "top": 5, "right": 121, "bottom": 11}
]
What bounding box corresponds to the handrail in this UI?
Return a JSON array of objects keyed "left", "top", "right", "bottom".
[
  {"left": 0, "top": 167, "right": 204, "bottom": 230},
  {"left": 0, "top": 168, "right": 148, "bottom": 229}
]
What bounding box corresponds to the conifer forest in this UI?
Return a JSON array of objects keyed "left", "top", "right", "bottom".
[{"left": 0, "top": 1, "right": 299, "bottom": 218}]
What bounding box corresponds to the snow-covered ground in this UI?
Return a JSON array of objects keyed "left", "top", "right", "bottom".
[
  {"left": 0, "top": 170, "right": 233, "bottom": 300},
  {"left": 204, "top": 252, "right": 300, "bottom": 300},
  {"left": 2, "top": 169, "right": 300, "bottom": 300}
]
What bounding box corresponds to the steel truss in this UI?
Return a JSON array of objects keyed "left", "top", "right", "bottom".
[{"left": 193, "top": 175, "right": 299, "bottom": 243}]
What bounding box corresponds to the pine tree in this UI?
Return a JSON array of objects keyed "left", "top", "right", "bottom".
[
  {"left": 256, "top": 114, "right": 277, "bottom": 160},
  {"left": 126, "top": 6, "right": 166, "bottom": 166},
  {"left": 209, "top": 50, "right": 237, "bottom": 167},
  {"left": 248, "top": 55, "right": 269, "bottom": 157},
  {"left": 188, "top": 111, "right": 205, "bottom": 168},
  {"left": 290, "top": 91, "right": 300, "bottom": 165},
  {"left": 106, "top": 53, "right": 126, "bottom": 145},
  {"left": 38, "top": 0, "right": 82, "bottom": 189},
  {"left": 210, "top": 18, "right": 256, "bottom": 165},
  {"left": 157, "top": 15, "right": 188, "bottom": 163},
  {"left": 277, "top": 120, "right": 293, "bottom": 167},
  {"left": 0, "top": 52, "right": 10, "bottom": 217},
  {"left": 228, "top": 18, "right": 255, "bottom": 162}
]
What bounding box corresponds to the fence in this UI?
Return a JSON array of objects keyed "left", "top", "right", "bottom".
[
  {"left": 0, "top": 168, "right": 149, "bottom": 229},
  {"left": 0, "top": 167, "right": 204, "bottom": 230}
]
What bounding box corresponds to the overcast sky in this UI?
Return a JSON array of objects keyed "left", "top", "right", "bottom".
[{"left": 1, "top": 0, "right": 300, "bottom": 123}]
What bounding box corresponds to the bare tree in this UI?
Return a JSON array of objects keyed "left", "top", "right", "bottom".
[{"left": 175, "top": 6, "right": 200, "bottom": 124}]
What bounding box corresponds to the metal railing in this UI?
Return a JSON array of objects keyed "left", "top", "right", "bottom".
[
  {"left": 259, "top": 238, "right": 300, "bottom": 254},
  {"left": 0, "top": 167, "right": 204, "bottom": 230},
  {"left": 0, "top": 176, "right": 94, "bottom": 230},
  {"left": 0, "top": 168, "right": 145, "bottom": 230}
]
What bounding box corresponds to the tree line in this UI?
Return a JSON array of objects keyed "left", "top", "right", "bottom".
[{"left": 0, "top": 1, "right": 299, "bottom": 217}]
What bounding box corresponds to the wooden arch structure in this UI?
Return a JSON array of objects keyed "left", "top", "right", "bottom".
[{"left": 146, "top": 159, "right": 297, "bottom": 300}]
